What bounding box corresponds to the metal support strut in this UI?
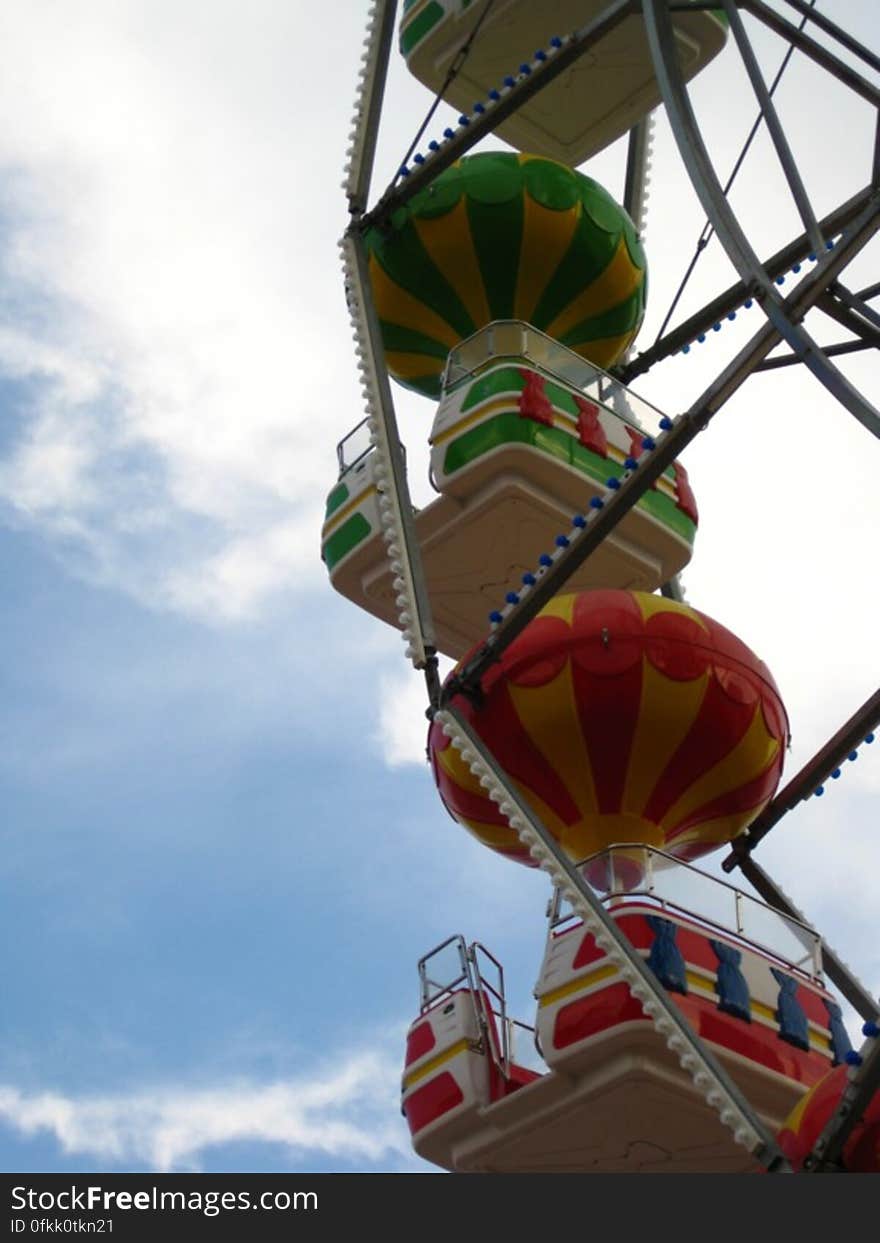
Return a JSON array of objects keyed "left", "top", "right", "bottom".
[
  {"left": 642, "top": 0, "right": 880, "bottom": 439},
  {"left": 339, "top": 0, "right": 441, "bottom": 697}
]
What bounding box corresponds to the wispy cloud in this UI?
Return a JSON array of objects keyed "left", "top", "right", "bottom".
[
  {"left": 0, "top": 2, "right": 362, "bottom": 623},
  {"left": 0, "top": 1048, "right": 414, "bottom": 1172},
  {"left": 376, "top": 662, "right": 456, "bottom": 769}
]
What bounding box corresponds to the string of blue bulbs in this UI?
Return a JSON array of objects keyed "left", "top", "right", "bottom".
[
  {"left": 486, "top": 420, "right": 672, "bottom": 629},
  {"left": 677, "top": 240, "right": 838, "bottom": 355},
  {"left": 397, "top": 36, "right": 568, "bottom": 179},
  {"left": 813, "top": 731, "right": 875, "bottom": 798}
]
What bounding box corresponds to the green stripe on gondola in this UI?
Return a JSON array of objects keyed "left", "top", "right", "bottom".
[
  {"left": 399, "top": 2, "right": 445, "bottom": 57},
  {"left": 408, "top": 373, "right": 444, "bottom": 398},
  {"left": 380, "top": 321, "right": 453, "bottom": 361},
  {"left": 324, "top": 482, "right": 349, "bottom": 519},
  {"left": 461, "top": 366, "right": 529, "bottom": 412},
  {"left": 458, "top": 369, "right": 676, "bottom": 481},
  {"left": 522, "top": 157, "right": 583, "bottom": 211},
  {"left": 365, "top": 223, "right": 476, "bottom": 340},
  {"left": 457, "top": 365, "right": 597, "bottom": 418},
  {"left": 442, "top": 413, "right": 696, "bottom": 542},
  {"left": 323, "top": 512, "right": 372, "bottom": 571},
  {"left": 559, "top": 286, "right": 647, "bottom": 351},
  {"left": 529, "top": 198, "right": 622, "bottom": 329},
  {"left": 463, "top": 153, "right": 524, "bottom": 319}
]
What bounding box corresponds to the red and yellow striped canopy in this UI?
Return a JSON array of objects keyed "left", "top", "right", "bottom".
[{"left": 429, "top": 590, "right": 789, "bottom": 868}]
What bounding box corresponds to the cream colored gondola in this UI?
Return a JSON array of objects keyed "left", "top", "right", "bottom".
[
  {"left": 321, "top": 322, "right": 696, "bottom": 660},
  {"left": 400, "top": 1, "right": 728, "bottom": 167}
]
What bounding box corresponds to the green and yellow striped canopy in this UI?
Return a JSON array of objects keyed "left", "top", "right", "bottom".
[{"left": 365, "top": 152, "right": 647, "bottom": 399}]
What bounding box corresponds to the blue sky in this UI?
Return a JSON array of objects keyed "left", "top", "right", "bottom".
[{"left": 0, "top": 1, "right": 877, "bottom": 1172}]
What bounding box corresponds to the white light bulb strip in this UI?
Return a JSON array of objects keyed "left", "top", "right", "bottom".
[
  {"left": 342, "top": 0, "right": 385, "bottom": 205},
  {"left": 338, "top": 233, "right": 426, "bottom": 667},
  {"left": 636, "top": 111, "right": 655, "bottom": 241}
]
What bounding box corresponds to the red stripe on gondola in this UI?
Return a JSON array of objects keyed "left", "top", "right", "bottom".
[
  {"left": 406, "top": 1021, "right": 436, "bottom": 1065},
  {"left": 644, "top": 608, "right": 711, "bottom": 681},
  {"left": 568, "top": 592, "right": 644, "bottom": 814},
  {"left": 431, "top": 754, "right": 504, "bottom": 827},
  {"left": 575, "top": 661, "right": 643, "bottom": 813},
  {"left": 703, "top": 615, "right": 783, "bottom": 707},
  {"left": 492, "top": 613, "right": 571, "bottom": 691},
  {"left": 675, "top": 996, "right": 829, "bottom": 1086},
  {"left": 554, "top": 981, "right": 645, "bottom": 1049},
  {"left": 403, "top": 1071, "right": 465, "bottom": 1136},
  {"left": 468, "top": 678, "right": 583, "bottom": 827}
]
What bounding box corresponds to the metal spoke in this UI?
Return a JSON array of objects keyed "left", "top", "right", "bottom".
[
  {"left": 755, "top": 338, "right": 875, "bottom": 371},
  {"left": 721, "top": 0, "right": 824, "bottom": 254},
  {"left": 621, "top": 186, "right": 874, "bottom": 381},
  {"left": 743, "top": 0, "right": 880, "bottom": 107},
  {"left": 781, "top": 0, "right": 880, "bottom": 75},
  {"left": 642, "top": 0, "right": 880, "bottom": 437}
]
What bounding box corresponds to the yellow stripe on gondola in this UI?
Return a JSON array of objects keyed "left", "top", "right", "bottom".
[
  {"left": 514, "top": 187, "right": 580, "bottom": 324},
  {"left": 403, "top": 1038, "right": 472, "bottom": 1089},
  {"left": 537, "top": 958, "right": 832, "bottom": 1054},
  {"left": 538, "top": 963, "right": 619, "bottom": 1008},
  {"left": 671, "top": 814, "right": 757, "bottom": 854},
  {"left": 436, "top": 735, "right": 489, "bottom": 797},
  {"left": 623, "top": 661, "right": 710, "bottom": 818},
  {"left": 460, "top": 818, "right": 528, "bottom": 852},
  {"left": 538, "top": 594, "right": 576, "bottom": 625},
  {"left": 430, "top": 396, "right": 521, "bottom": 446},
  {"left": 621, "top": 596, "right": 710, "bottom": 816},
  {"left": 634, "top": 593, "right": 708, "bottom": 632},
  {"left": 508, "top": 661, "right": 600, "bottom": 826},
  {"left": 436, "top": 748, "right": 537, "bottom": 855},
  {"left": 368, "top": 252, "right": 461, "bottom": 351},
  {"left": 413, "top": 197, "right": 491, "bottom": 333},
  {"left": 544, "top": 238, "right": 644, "bottom": 343},
  {"left": 321, "top": 485, "right": 377, "bottom": 537}
]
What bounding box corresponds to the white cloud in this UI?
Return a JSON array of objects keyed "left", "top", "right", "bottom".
[
  {"left": 0, "top": 1048, "right": 414, "bottom": 1172},
  {"left": 0, "top": 1, "right": 365, "bottom": 622},
  {"left": 377, "top": 668, "right": 433, "bottom": 769}
]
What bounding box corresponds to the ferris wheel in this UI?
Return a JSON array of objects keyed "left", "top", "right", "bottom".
[{"left": 326, "top": 0, "right": 880, "bottom": 1173}]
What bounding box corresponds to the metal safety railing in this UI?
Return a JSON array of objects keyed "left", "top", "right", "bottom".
[
  {"left": 546, "top": 845, "right": 823, "bottom": 981},
  {"left": 416, "top": 934, "right": 536, "bottom": 1079}
]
